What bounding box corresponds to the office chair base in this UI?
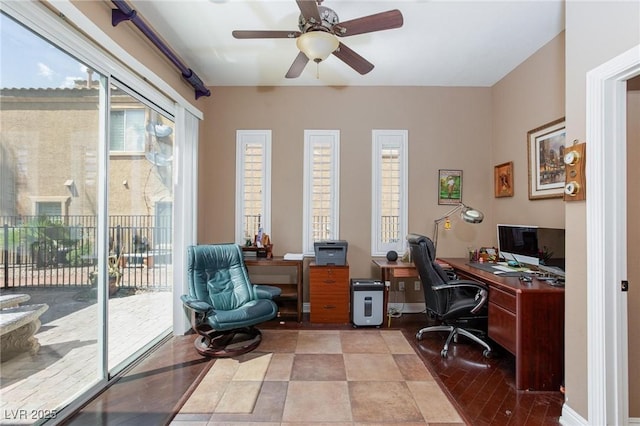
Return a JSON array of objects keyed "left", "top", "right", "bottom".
[
  {"left": 416, "top": 325, "right": 492, "bottom": 358},
  {"left": 193, "top": 326, "right": 262, "bottom": 358}
]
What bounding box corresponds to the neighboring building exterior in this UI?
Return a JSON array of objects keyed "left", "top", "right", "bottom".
[{"left": 0, "top": 83, "right": 173, "bottom": 222}]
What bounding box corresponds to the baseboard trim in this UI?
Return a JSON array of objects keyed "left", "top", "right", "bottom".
[
  {"left": 559, "top": 403, "right": 640, "bottom": 424},
  {"left": 559, "top": 403, "right": 588, "bottom": 426}
]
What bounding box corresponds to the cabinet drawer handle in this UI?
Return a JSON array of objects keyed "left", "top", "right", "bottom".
[
  {"left": 323, "top": 304, "right": 336, "bottom": 309},
  {"left": 323, "top": 280, "right": 336, "bottom": 284}
]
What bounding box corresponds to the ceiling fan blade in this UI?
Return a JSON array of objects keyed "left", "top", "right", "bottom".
[
  {"left": 232, "top": 30, "right": 301, "bottom": 39},
  {"left": 296, "top": 0, "right": 321, "bottom": 23},
  {"left": 334, "top": 10, "right": 403, "bottom": 37},
  {"left": 332, "top": 42, "right": 374, "bottom": 75},
  {"left": 285, "top": 51, "right": 310, "bottom": 78}
]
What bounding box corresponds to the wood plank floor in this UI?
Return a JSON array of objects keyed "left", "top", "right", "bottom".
[{"left": 64, "top": 313, "right": 564, "bottom": 425}]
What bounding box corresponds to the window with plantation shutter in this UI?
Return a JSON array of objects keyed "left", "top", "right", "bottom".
[
  {"left": 303, "top": 130, "right": 340, "bottom": 255},
  {"left": 235, "top": 130, "right": 271, "bottom": 244},
  {"left": 372, "top": 130, "right": 408, "bottom": 256}
]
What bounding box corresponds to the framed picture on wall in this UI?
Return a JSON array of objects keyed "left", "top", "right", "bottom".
[
  {"left": 494, "top": 161, "right": 514, "bottom": 197},
  {"left": 438, "top": 169, "right": 462, "bottom": 205},
  {"left": 527, "top": 118, "right": 566, "bottom": 200}
]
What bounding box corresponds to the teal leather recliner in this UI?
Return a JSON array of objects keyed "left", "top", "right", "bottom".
[{"left": 181, "top": 244, "right": 281, "bottom": 357}]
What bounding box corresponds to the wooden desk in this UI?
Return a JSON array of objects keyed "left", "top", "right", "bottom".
[
  {"left": 372, "top": 259, "right": 418, "bottom": 323},
  {"left": 245, "top": 257, "right": 303, "bottom": 322},
  {"left": 440, "top": 258, "right": 564, "bottom": 391},
  {"left": 372, "top": 259, "right": 418, "bottom": 283}
]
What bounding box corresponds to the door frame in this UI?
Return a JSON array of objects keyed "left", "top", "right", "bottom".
[{"left": 585, "top": 43, "right": 640, "bottom": 425}]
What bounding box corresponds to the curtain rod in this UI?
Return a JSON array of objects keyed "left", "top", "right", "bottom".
[{"left": 111, "top": 0, "right": 211, "bottom": 100}]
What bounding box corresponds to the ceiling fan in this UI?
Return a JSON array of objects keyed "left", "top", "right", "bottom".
[{"left": 232, "top": 0, "right": 403, "bottom": 78}]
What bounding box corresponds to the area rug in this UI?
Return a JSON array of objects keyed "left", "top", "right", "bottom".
[{"left": 171, "top": 329, "right": 465, "bottom": 425}]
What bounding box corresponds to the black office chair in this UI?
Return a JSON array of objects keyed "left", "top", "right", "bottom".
[{"left": 407, "top": 234, "right": 492, "bottom": 358}]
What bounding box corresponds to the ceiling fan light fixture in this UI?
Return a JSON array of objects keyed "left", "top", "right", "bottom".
[{"left": 296, "top": 31, "right": 339, "bottom": 63}]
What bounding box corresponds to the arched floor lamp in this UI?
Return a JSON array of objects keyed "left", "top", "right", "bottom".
[{"left": 432, "top": 203, "right": 484, "bottom": 254}]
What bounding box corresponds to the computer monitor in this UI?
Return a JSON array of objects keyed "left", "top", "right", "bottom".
[{"left": 497, "top": 224, "right": 565, "bottom": 269}]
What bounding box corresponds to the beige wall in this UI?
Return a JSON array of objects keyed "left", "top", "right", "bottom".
[
  {"left": 565, "top": 1, "right": 640, "bottom": 420},
  {"left": 198, "top": 86, "right": 494, "bottom": 300},
  {"left": 491, "top": 32, "right": 566, "bottom": 229}
]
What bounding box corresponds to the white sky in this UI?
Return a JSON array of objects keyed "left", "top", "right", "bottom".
[{"left": 1, "top": 13, "right": 93, "bottom": 89}]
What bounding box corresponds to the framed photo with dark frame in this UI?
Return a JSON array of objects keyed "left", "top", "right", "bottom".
[
  {"left": 527, "top": 118, "right": 566, "bottom": 200},
  {"left": 438, "top": 169, "right": 462, "bottom": 205},
  {"left": 494, "top": 161, "right": 514, "bottom": 198}
]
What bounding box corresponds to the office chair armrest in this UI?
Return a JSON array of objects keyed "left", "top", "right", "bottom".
[
  {"left": 180, "top": 295, "right": 214, "bottom": 314},
  {"left": 444, "top": 269, "right": 458, "bottom": 281},
  {"left": 432, "top": 280, "right": 489, "bottom": 314},
  {"left": 254, "top": 284, "right": 282, "bottom": 299}
]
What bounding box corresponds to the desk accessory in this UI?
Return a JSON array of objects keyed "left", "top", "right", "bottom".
[{"left": 432, "top": 202, "right": 484, "bottom": 254}]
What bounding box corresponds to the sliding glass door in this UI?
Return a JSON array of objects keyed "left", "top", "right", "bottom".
[
  {"left": 107, "top": 87, "right": 173, "bottom": 372},
  {"left": 0, "top": 10, "right": 175, "bottom": 419},
  {"left": 0, "top": 12, "right": 105, "bottom": 418}
]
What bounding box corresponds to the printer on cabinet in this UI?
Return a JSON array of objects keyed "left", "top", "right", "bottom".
[{"left": 313, "top": 240, "right": 348, "bottom": 266}]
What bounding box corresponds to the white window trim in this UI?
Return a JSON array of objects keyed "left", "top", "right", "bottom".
[
  {"left": 371, "top": 129, "right": 408, "bottom": 256},
  {"left": 302, "top": 130, "right": 340, "bottom": 256},
  {"left": 235, "top": 130, "right": 272, "bottom": 245}
]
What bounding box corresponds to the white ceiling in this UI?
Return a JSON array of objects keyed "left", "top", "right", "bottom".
[{"left": 127, "top": 0, "right": 565, "bottom": 87}]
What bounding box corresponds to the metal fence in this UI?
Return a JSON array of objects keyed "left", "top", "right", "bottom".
[{"left": 1, "top": 215, "right": 171, "bottom": 290}]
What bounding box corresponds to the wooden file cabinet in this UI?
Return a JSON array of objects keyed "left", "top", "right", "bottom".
[{"left": 309, "top": 262, "right": 350, "bottom": 323}]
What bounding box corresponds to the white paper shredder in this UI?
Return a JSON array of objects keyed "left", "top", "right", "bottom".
[{"left": 350, "top": 279, "right": 384, "bottom": 327}]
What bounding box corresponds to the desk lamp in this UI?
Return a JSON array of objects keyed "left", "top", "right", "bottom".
[{"left": 432, "top": 203, "right": 484, "bottom": 254}]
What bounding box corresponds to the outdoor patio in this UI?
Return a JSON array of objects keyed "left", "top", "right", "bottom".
[{"left": 0, "top": 286, "right": 173, "bottom": 425}]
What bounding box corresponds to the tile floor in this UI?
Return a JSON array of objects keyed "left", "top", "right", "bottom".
[{"left": 172, "top": 329, "right": 465, "bottom": 425}]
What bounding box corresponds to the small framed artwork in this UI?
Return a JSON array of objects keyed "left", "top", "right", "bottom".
[
  {"left": 527, "top": 118, "right": 566, "bottom": 200},
  {"left": 438, "top": 169, "right": 462, "bottom": 205},
  {"left": 494, "top": 161, "right": 514, "bottom": 198}
]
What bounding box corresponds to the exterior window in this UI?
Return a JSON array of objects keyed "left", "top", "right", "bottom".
[
  {"left": 110, "top": 109, "right": 145, "bottom": 152},
  {"left": 35, "top": 201, "right": 62, "bottom": 217},
  {"left": 372, "top": 130, "right": 408, "bottom": 256},
  {"left": 31, "top": 197, "right": 69, "bottom": 218},
  {"left": 303, "top": 130, "right": 340, "bottom": 255},
  {"left": 235, "top": 130, "right": 271, "bottom": 244}
]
